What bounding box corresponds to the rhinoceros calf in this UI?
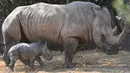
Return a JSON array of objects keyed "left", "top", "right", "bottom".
[{"left": 8, "top": 41, "right": 53, "bottom": 71}]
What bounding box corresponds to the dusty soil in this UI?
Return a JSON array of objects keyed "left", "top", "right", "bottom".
[{"left": 0, "top": 49, "right": 130, "bottom": 73}]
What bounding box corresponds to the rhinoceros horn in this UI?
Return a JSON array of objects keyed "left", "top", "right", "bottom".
[
  {"left": 45, "top": 41, "right": 48, "bottom": 46},
  {"left": 114, "top": 26, "right": 129, "bottom": 45},
  {"left": 112, "top": 26, "right": 118, "bottom": 35}
]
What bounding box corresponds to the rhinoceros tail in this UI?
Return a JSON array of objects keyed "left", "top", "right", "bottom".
[{"left": 1, "top": 6, "right": 26, "bottom": 53}]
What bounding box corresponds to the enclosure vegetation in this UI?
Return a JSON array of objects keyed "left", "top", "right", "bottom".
[{"left": 113, "top": 0, "right": 130, "bottom": 25}]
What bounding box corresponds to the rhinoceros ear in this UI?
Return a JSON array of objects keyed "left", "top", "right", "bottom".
[
  {"left": 112, "top": 26, "right": 118, "bottom": 35},
  {"left": 45, "top": 41, "right": 48, "bottom": 46}
]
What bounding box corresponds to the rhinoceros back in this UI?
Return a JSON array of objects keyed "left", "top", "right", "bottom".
[{"left": 18, "top": 3, "right": 66, "bottom": 43}]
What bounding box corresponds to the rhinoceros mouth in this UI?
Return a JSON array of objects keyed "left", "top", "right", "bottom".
[
  {"left": 101, "top": 41, "right": 119, "bottom": 55},
  {"left": 105, "top": 50, "right": 118, "bottom": 55},
  {"left": 105, "top": 46, "right": 119, "bottom": 55}
]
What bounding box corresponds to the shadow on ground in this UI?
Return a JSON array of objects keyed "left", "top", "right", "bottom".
[{"left": 0, "top": 49, "right": 130, "bottom": 73}]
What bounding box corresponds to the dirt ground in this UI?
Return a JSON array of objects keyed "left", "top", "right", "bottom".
[{"left": 0, "top": 49, "right": 130, "bottom": 73}]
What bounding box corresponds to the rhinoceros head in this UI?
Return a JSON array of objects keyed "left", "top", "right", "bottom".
[
  {"left": 100, "top": 35, "right": 119, "bottom": 55},
  {"left": 41, "top": 41, "right": 53, "bottom": 60},
  {"left": 93, "top": 7, "right": 129, "bottom": 55},
  {"left": 102, "top": 28, "right": 128, "bottom": 55}
]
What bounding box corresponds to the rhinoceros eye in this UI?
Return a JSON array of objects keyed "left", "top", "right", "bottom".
[{"left": 108, "top": 44, "right": 118, "bottom": 50}]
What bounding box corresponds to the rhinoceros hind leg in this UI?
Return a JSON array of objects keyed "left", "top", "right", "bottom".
[
  {"left": 8, "top": 55, "right": 19, "bottom": 72},
  {"left": 63, "top": 37, "right": 78, "bottom": 68},
  {"left": 3, "top": 34, "right": 19, "bottom": 67}
]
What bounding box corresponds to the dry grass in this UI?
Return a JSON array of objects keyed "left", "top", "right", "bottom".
[{"left": 0, "top": 50, "right": 130, "bottom": 73}]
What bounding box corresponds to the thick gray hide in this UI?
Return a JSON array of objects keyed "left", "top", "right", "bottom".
[{"left": 2, "top": 1, "right": 129, "bottom": 68}]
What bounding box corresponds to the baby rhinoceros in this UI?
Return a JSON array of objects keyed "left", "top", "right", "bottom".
[{"left": 8, "top": 41, "right": 53, "bottom": 71}]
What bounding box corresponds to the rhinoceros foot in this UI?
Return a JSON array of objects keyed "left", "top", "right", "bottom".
[{"left": 63, "top": 62, "right": 76, "bottom": 68}]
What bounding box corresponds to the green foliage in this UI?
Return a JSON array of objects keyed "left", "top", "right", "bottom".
[{"left": 113, "top": 0, "right": 130, "bottom": 24}]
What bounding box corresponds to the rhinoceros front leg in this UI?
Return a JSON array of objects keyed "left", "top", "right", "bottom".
[
  {"left": 63, "top": 38, "right": 78, "bottom": 68},
  {"left": 35, "top": 56, "right": 44, "bottom": 68},
  {"left": 29, "top": 59, "right": 35, "bottom": 70}
]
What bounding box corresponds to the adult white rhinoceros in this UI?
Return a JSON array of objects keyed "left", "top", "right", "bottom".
[{"left": 2, "top": 1, "right": 129, "bottom": 68}]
